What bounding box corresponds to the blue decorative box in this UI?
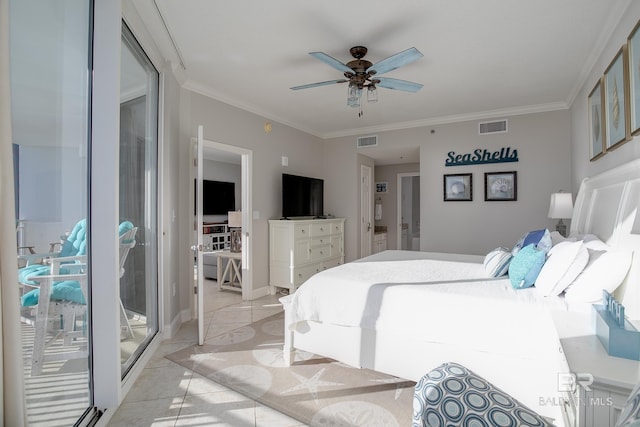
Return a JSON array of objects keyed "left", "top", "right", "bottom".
[{"left": 592, "top": 304, "right": 640, "bottom": 361}]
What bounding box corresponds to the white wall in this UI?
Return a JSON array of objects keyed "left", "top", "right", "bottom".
[
  {"left": 178, "top": 90, "right": 326, "bottom": 301},
  {"left": 324, "top": 110, "right": 572, "bottom": 258},
  {"left": 420, "top": 111, "right": 571, "bottom": 254},
  {"left": 570, "top": 1, "right": 640, "bottom": 190}
]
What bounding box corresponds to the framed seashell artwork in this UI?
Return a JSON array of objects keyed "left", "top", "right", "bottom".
[
  {"left": 603, "top": 46, "right": 629, "bottom": 150},
  {"left": 484, "top": 171, "right": 517, "bottom": 201},
  {"left": 627, "top": 19, "right": 640, "bottom": 136},
  {"left": 588, "top": 78, "right": 606, "bottom": 161},
  {"left": 443, "top": 173, "right": 472, "bottom": 201}
]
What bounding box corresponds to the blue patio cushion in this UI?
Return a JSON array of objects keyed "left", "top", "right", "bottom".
[
  {"left": 19, "top": 265, "right": 71, "bottom": 285},
  {"left": 119, "top": 220, "right": 135, "bottom": 242},
  {"left": 59, "top": 219, "right": 87, "bottom": 257},
  {"left": 21, "top": 280, "right": 85, "bottom": 307}
]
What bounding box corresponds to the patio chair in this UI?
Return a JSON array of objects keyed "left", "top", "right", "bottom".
[{"left": 21, "top": 221, "right": 137, "bottom": 375}]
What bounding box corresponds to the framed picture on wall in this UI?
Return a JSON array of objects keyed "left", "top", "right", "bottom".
[
  {"left": 588, "top": 78, "right": 606, "bottom": 161},
  {"left": 628, "top": 19, "right": 640, "bottom": 135},
  {"left": 484, "top": 171, "right": 517, "bottom": 201},
  {"left": 604, "top": 47, "right": 629, "bottom": 150},
  {"left": 443, "top": 173, "right": 472, "bottom": 201},
  {"left": 375, "top": 182, "right": 388, "bottom": 193}
]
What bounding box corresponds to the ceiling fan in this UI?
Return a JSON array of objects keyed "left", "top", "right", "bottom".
[{"left": 291, "top": 46, "right": 424, "bottom": 116}]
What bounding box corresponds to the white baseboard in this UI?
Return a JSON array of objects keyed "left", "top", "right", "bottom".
[{"left": 246, "top": 285, "right": 270, "bottom": 300}]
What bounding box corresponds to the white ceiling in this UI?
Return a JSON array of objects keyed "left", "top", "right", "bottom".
[{"left": 130, "top": 0, "right": 628, "bottom": 143}]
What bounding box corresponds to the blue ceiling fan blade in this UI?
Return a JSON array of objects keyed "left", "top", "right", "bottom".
[
  {"left": 291, "top": 79, "right": 348, "bottom": 90},
  {"left": 375, "top": 77, "right": 423, "bottom": 92},
  {"left": 309, "top": 52, "right": 354, "bottom": 74},
  {"left": 368, "top": 47, "right": 423, "bottom": 75}
]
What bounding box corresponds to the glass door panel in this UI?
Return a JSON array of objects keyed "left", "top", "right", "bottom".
[
  {"left": 119, "top": 22, "right": 159, "bottom": 375},
  {"left": 10, "top": 0, "right": 93, "bottom": 424}
]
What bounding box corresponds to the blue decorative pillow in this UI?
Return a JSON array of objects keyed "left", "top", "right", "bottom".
[
  {"left": 615, "top": 382, "right": 640, "bottom": 427},
  {"left": 413, "top": 362, "right": 552, "bottom": 427},
  {"left": 484, "top": 247, "right": 513, "bottom": 277},
  {"left": 508, "top": 244, "right": 546, "bottom": 289},
  {"left": 512, "top": 229, "right": 552, "bottom": 255}
]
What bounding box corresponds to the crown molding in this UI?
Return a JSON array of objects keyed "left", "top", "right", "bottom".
[{"left": 320, "top": 102, "right": 569, "bottom": 139}]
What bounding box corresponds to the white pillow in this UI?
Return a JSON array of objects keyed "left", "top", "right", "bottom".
[
  {"left": 549, "top": 231, "right": 566, "bottom": 246},
  {"left": 483, "top": 247, "right": 513, "bottom": 277},
  {"left": 535, "top": 241, "right": 589, "bottom": 297},
  {"left": 564, "top": 249, "right": 633, "bottom": 303}
]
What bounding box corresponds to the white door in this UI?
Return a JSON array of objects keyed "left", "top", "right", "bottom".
[
  {"left": 195, "top": 126, "right": 205, "bottom": 345},
  {"left": 360, "top": 164, "right": 373, "bottom": 257}
]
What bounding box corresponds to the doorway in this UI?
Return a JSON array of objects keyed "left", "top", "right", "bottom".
[
  {"left": 194, "top": 133, "right": 253, "bottom": 345},
  {"left": 397, "top": 173, "right": 420, "bottom": 251}
]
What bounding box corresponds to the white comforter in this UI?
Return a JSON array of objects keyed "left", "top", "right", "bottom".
[{"left": 289, "top": 250, "right": 569, "bottom": 360}]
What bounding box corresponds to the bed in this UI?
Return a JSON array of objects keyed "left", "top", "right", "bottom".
[{"left": 280, "top": 158, "right": 640, "bottom": 425}]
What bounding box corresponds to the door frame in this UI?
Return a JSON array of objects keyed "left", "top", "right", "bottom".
[
  {"left": 396, "top": 172, "right": 420, "bottom": 250},
  {"left": 193, "top": 130, "right": 253, "bottom": 345},
  {"left": 360, "top": 164, "right": 373, "bottom": 258}
]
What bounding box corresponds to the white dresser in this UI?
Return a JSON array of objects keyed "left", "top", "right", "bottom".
[{"left": 268, "top": 218, "right": 345, "bottom": 294}]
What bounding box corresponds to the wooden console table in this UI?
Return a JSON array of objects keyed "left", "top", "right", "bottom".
[{"left": 216, "top": 250, "right": 242, "bottom": 293}]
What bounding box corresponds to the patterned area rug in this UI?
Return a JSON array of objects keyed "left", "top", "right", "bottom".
[{"left": 166, "top": 312, "right": 415, "bottom": 426}]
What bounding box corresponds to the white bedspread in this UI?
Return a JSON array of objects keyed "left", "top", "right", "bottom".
[{"left": 289, "top": 250, "right": 570, "bottom": 360}]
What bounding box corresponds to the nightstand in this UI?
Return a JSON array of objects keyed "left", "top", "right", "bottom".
[{"left": 552, "top": 310, "right": 640, "bottom": 427}]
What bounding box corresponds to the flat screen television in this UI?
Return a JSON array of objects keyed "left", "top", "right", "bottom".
[
  {"left": 195, "top": 180, "right": 236, "bottom": 215},
  {"left": 282, "top": 173, "right": 324, "bottom": 218}
]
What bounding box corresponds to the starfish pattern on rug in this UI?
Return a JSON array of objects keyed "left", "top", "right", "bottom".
[
  {"left": 369, "top": 377, "right": 408, "bottom": 400},
  {"left": 280, "top": 367, "right": 344, "bottom": 405}
]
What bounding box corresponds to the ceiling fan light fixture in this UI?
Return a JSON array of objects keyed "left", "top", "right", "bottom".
[
  {"left": 367, "top": 85, "right": 378, "bottom": 103},
  {"left": 347, "top": 84, "right": 361, "bottom": 108}
]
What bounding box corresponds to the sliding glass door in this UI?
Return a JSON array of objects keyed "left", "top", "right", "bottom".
[
  {"left": 10, "top": 2, "right": 161, "bottom": 422},
  {"left": 10, "top": 0, "right": 93, "bottom": 424},
  {"left": 119, "top": 22, "right": 159, "bottom": 375}
]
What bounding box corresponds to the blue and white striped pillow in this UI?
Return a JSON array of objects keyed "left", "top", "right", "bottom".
[{"left": 484, "top": 247, "right": 513, "bottom": 277}]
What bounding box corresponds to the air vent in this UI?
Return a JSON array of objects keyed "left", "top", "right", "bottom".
[
  {"left": 479, "top": 120, "right": 508, "bottom": 135},
  {"left": 357, "top": 135, "right": 378, "bottom": 148}
]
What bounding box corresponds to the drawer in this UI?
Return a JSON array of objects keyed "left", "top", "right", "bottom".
[
  {"left": 330, "top": 235, "right": 343, "bottom": 256},
  {"left": 311, "top": 236, "right": 331, "bottom": 246},
  {"left": 293, "top": 239, "right": 311, "bottom": 262},
  {"left": 331, "top": 221, "right": 344, "bottom": 235},
  {"left": 310, "top": 222, "right": 331, "bottom": 236},
  {"left": 322, "top": 257, "right": 343, "bottom": 271},
  {"left": 310, "top": 244, "right": 331, "bottom": 262},
  {"left": 294, "top": 224, "right": 310, "bottom": 239},
  {"left": 292, "top": 264, "right": 320, "bottom": 286}
]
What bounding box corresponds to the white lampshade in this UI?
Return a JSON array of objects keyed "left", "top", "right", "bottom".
[
  {"left": 548, "top": 193, "right": 573, "bottom": 219},
  {"left": 228, "top": 211, "right": 242, "bottom": 228}
]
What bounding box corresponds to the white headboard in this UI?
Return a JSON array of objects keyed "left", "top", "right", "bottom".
[{"left": 570, "top": 159, "right": 640, "bottom": 320}]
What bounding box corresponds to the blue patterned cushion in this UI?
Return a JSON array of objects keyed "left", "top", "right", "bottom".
[
  {"left": 616, "top": 382, "right": 640, "bottom": 427},
  {"left": 512, "top": 229, "right": 552, "bottom": 255},
  {"left": 508, "top": 244, "right": 546, "bottom": 289},
  {"left": 484, "top": 247, "right": 513, "bottom": 277},
  {"left": 413, "top": 362, "right": 552, "bottom": 427}
]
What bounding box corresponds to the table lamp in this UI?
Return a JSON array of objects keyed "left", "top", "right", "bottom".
[
  {"left": 228, "top": 211, "right": 242, "bottom": 252},
  {"left": 548, "top": 192, "right": 573, "bottom": 237}
]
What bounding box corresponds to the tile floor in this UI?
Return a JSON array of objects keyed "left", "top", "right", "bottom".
[{"left": 106, "top": 280, "right": 306, "bottom": 427}]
